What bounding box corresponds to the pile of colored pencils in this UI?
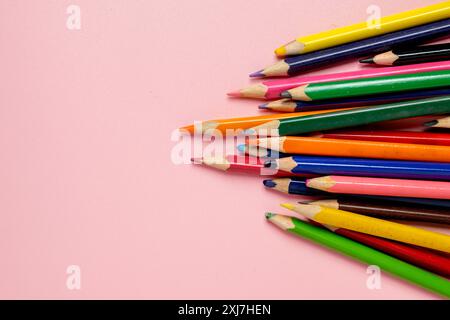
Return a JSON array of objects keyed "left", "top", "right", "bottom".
[{"left": 181, "top": 1, "right": 450, "bottom": 298}]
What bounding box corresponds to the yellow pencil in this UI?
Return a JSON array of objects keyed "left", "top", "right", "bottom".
[
  {"left": 275, "top": 1, "right": 450, "bottom": 57},
  {"left": 280, "top": 203, "right": 450, "bottom": 254}
]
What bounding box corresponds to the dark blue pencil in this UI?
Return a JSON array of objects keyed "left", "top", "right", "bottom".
[
  {"left": 259, "top": 88, "right": 450, "bottom": 112},
  {"left": 267, "top": 155, "right": 450, "bottom": 181},
  {"left": 251, "top": 19, "right": 450, "bottom": 77}
]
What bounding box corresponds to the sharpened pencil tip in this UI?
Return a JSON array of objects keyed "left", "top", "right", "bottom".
[
  {"left": 424, "top": 120, "right": 439, "bottom": 127},
  {"left": 275, "top": 46, "right": 287, "bottom": 57},
  {"left": 263, "top": 160, "right": 275, "bottom": 168},
  {"left": 249, "top": 70, "right": 264, "bottom": 78},
  {"left": 227, "top": 91, "right": 241, "bottom": 97},
  {"left": 190, "top": 157, "right": 203, "bottom": 164},
  {"left": 263, "top": 179, "right": 277, "bottom": 188},
  {"left": 359, "top": 57, "right": 374, "bottom": 64},
  {"left": 237, "top": 144, "right": 247, "bottom": 153},
  {"left": 258, "top": 103, "right": 269, "bottom": 110},
  {"left": 281, "top": 203, "right": 296, "bottom": 210},
  {"left": 280, "top": 91, "right": 292, "bottom": 99},
  {"left": 265, "top": 212, "right": 275, "bottom": 219}
]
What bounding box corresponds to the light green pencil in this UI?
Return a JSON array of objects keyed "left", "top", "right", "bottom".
[{"left": 266, "top": 213, "right": 450, "bottom": 298}]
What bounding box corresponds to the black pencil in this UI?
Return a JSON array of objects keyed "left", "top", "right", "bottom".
[{"left": 360, "top": 43, "right": 450, "bottom": 66}]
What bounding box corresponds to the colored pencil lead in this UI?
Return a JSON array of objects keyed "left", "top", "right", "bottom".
[
  {"left": 258, "top": 103, "right": 269, "bottom": 110},
  {"left": 359, "top": 57, "right": 374, "bottom": 64},
  {"left": 262, "top": 180, "right": 277, "bottom": 188},
  {"left": 236, "top": 144, "right": 247, "bottom": 153},
  {"left": 265, "top": 212, "right": 274, "bottom": 219},
  {"left": 280, "top": 203, "right": 296, "bottom": 210},
  {"left": 249, "top": 70, "right": 264, "bottom": 78},
  {"left": 424, "top": 120, "right": 440, "bottom": 127},
  {"left": 226, "top": 91, "right": 241, "bottom": 97},
  {"left": 424, "top": 116, "right": 450, "bottom": 128},
  {"left": 280, "top": 91, "right": 292, "bottom": 99}
]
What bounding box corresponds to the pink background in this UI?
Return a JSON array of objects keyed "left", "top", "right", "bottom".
[{"left": 1, "top": 0, "right": 449, "bottom": 299}]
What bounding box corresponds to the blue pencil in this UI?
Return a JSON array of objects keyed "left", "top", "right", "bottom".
[
  {"left": 259, "top": 88, "right": 450, "bottom": 112},
  {"left": 251, "top": 19, "right": 450, "bottom": 77},
  {"left": 268, "top": 155, "right": 450, "bottom": 180}
]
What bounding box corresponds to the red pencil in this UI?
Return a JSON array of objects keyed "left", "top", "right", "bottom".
[
  {"left": 317, "top": 130, "right": 450, "bottom": 146},
  {"left": 191, "top": 155, "right": 312, "bottom": 177},
  {"left": 312, "top": 221, "right": 450, "bottom": 278}
]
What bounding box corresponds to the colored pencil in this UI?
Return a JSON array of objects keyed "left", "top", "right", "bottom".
[
  {"left": 273, "top": 1, "right": 450, "bottom": 57},
  {"left": 191, "top": 155, "right": 307, "bottom": 177},
  {"left": 315, "top": 222, "right": 450, "bottom": 278},
  {"left": 229, "top": 61, "right": 450, "bottom": 99},
  {"left": 282, "top": 70, "right": 450, "bottom": 101},
  {"left": 262, "top": 177, "right": 450, "bottom": 208},
  {"left": 248, "top": 96, "right": 450, "bottom": 136},
  {"left": 306, "top": 198, "right": 450, "bottom": 225},
  {"left": 425, "top": 116, "right": 450, "bottom": 128},
  {"left": 250, "top": 136, "right": 450, "bottom": 162},
  {"left": 306, "top": 175, "right": 450, "bottom": 200},
  {"left": 267, "top": 155, "right": 450, "bottom": 180},
  {"left": 280, "top": 203, "right": 450, "bottom": 253},
  {"left": 178, "top": 107, "right": 352, "bottom": 135},
  {"left": 259, "top": 89, "right": 450, "bottom": 112},
  {"left": 252, "top": 19, "right": 450, "bottom": 77},
  {"left": 317, "top": 130, "right": 450, "bottom": 146},
  {"left": 266, "top": 213, "right": 450, "bottom": 298},
  {"left": 360, "top": 43, "right": 450, "bottom": 66}
]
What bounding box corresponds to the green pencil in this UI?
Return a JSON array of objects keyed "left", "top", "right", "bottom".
[
  {"left": 282, "top": 70, "right": 450, "bottom": 101},
  {"left": 266, "top": 213, "right": 450, "bottom": 298},
  {"left": 249, "top": 95, "right": 450, "bottom": 136}
]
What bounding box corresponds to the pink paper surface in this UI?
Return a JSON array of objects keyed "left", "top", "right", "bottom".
[{"left": 0, "top": 0, "right": 448, "bottom": 299}]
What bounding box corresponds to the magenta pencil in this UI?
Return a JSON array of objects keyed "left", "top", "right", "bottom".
[
  {"left": 228, "top": 61, "right": 450, "bottom": 100},
  {"left": 307, "top": 176, "right": 450, "bottom": 200}
]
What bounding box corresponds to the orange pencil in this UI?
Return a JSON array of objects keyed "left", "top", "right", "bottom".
[
  {"left": 179, "top": 108, "right": 354, "bottom": 135},
  {"left": 248, "top": 136, "right": 450, "bottom": 162}
]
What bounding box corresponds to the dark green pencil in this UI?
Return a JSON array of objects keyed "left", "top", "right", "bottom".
[{"left": 248, "top": 95, "right": 450, "bottom": 136}]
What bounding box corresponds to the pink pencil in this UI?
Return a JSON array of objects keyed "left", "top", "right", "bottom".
[
  {"left": 228, "top": 61, "right": 450, "bottom": 100},
  {"left": 306, "top": 176, "right": 450, "bottom": 200}
]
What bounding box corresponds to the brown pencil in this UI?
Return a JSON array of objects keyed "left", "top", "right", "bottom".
[{"left": 304, "top": 198, "right": 450, "bottom": 225}]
